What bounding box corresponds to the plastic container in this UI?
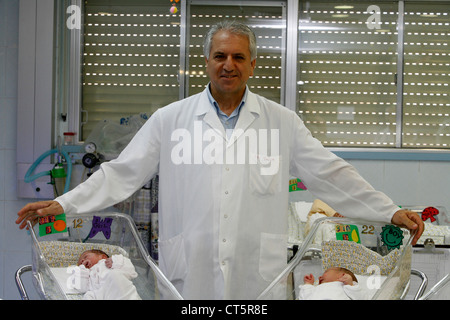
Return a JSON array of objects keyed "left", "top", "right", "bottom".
[{"left": 63, "top": 132, "right": 76, "bottom": 145}]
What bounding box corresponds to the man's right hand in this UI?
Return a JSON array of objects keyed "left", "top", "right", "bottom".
[{"left": 16, "top": 201, "right": 64, "bottom": 229}]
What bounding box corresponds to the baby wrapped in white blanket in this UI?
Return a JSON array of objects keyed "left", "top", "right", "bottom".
[
  {"left": 68, "top": 249, "right": 141, "bottom": 300},
  {"left": 298, "top": 267, "right": 366, "bottom": 300}
]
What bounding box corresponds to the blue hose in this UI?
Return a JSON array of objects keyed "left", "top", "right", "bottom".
[{"left": 24, "top": 148, "right": 72, "bottom": 194}]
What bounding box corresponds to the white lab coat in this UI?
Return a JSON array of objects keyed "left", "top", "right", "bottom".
[{"left": 56, "top": 86, "right": 399, "bottom": 299}]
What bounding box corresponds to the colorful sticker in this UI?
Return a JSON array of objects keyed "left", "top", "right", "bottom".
[
  {"left": 380, "top": 225, "right": 404, "bottom": 250},
  {"left": 39, "top": 213, "right": 67, "bottom": 236},
  {"left": 335, "top": 224, "right": 360, "bottom": 243},
  {"left": 88, "top": 216, "right": 113, "bottom": 240},
  {"left": 289, "top": 178, "right": 307, "bottom": 192},
  {"left": 422, "top": 206, "right": 439, "bottom": 222}
]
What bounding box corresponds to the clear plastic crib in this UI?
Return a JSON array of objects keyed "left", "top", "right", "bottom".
[
  {"left": 258, "top": 217, "right": 427, "bottom": 300},
  {"left": 15, "top": 212, "right": 183, "bottom": 300}
]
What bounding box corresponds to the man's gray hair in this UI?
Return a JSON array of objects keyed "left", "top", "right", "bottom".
[{"left": 203, "top": 21, "right": 257, "bottom": 60}]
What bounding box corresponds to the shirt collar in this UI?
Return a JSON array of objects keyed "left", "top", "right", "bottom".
[{"left": 206, "top": 83, "right": 248, "bottom": 118}]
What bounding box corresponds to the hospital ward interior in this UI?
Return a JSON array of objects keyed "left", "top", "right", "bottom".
[{"left": 1, "top": 0, "right": 449, "bottom": 301}]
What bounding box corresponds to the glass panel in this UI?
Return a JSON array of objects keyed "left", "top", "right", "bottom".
[
  {"left": 403, "top": 2, "right": 450, "bottom": 148},
  {"left": 187, "top": 3, "right": 286, "bottom": 103},
  {"left": 297, "top": 2, "right": 399, "bottom": 147},
  {"left": 82, "top": 0, "right": 181, "bottom": 140}
]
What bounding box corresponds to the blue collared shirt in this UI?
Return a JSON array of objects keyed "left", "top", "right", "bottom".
[{"left": 206, "top": 84, "right": 248, "bottom": 138}]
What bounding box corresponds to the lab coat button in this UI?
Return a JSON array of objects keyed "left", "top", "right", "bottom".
[
  {"left": 225, "top": 191, "right": 229, "bottom": 195},
  {"left": 223, "top": 238, "right": 226, "bottom": 242}
]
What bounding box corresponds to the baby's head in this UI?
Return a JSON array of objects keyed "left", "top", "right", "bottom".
[
  {"left": 319, "top": 267, "right": 357, "bottom": 284},
  {"left": 77, "top": 249, "right": 109, "bottom": 269}
]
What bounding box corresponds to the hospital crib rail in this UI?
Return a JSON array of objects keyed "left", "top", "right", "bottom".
[{"left": 15, "top": 265, "right": 33, "bottom": 300}]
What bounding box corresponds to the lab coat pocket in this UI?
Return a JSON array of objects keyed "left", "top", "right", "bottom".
[
  {"left": 249, "top": 153, "right": 282, "bottom": 197},
  {"left": 259, "top": 232, "right": 287, "bottom": 282},
  {"left": 159, "top": 234, "right": 188, "bottom": 287}
]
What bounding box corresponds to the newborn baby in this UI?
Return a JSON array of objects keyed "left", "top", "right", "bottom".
[
  {"left": 69, "top": 249, "right": 141, "bottom": 300},
  {"left": 298, "top": 267, "right": 365, "bottom": 300}
]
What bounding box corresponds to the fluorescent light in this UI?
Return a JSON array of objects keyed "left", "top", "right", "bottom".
[
  {"left": 421, "top": 13, "right": 438, "bottom": 18},
  {"left": 334, "top": 5, "right": 354, "bottom": 9}
]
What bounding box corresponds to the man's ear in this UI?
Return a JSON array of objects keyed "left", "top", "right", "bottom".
[{"left": 250, "top": 59, "right": 256, "bottom": 76}]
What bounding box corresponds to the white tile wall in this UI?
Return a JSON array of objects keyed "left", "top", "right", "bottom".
[
  {"left": 0, "top": 0, "right": 39, "bottom": 300},
  {"left": 1, "top": 0, "right": 449, "bottom": 300}
]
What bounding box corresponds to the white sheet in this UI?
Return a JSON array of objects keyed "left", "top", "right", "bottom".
[
  {"left": 298, "top": 281, "right": 366, "bottom": 300},
  {"left": 51, "top": 267, "right": 81, "bottom": 295}
]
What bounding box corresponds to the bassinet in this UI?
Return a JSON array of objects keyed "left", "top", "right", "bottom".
[
  {"left": 16, "top": 212, "right": 183, "bottom": 300},
  {"left": 258, "top": 216, "right": 427, "bottom": 300}
]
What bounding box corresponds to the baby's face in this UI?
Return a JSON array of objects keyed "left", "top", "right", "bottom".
[
  {"left": 77, "top": 252, "right": 105, "bottom": 269},
  {"left": 318, "top": 268, "right": 342, "bottom": 284}
]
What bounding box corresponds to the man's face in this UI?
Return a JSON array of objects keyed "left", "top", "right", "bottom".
[{"left": 205, "top": 30, "right": 256, "bottom": 99}]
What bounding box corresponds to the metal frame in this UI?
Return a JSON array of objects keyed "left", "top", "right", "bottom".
[
  {"left": 410, "top": 268, "right": 428, "bottom": 300},
  {"left": 64, "top": 0, "right": 84, "bottom": 143},
  {"left": 15, "top": 265, "right": 33, "bottom": 300},
  {"left": 330, "top": 147, "right": 450, "bottom": 162},
  {"left": 419, "top": 274, "right": 450, "bottom": 300},
  {"left": 395, "top": 1, "right": 405, "bottom": 148},
  {"left": 285, "top": 0, "right": 299, "bottom": 111}
]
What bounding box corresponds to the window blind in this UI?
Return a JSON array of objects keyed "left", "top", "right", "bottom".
[
  {"left": 403, "top": 2, "right": 449, "bottom": 148},
  {"left": 296, "top": 1, "right": 449, "bottom": 149},
  {"left": 297, "top": 1, "right": 399, "bottom": 148},
  {"left": 82, "top": 0, "right": 181, "bottom": 139},
  {"left": 77, "top": 0, "right": 448, "bottom": 149}
]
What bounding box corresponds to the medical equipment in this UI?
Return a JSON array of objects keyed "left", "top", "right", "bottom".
[
  {"left": 23, "top": 148, "right": 72, "bottom": 196},
  {"left": 258, "top": 216, "right": 428, "bottom": 300},
  {"left": 15, "top": 212, "right": 182, "bottom": 300}
]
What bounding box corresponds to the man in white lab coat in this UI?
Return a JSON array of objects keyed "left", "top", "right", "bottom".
[{"left": 17, "top": 21, "right": 424, "bottom": 300}]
